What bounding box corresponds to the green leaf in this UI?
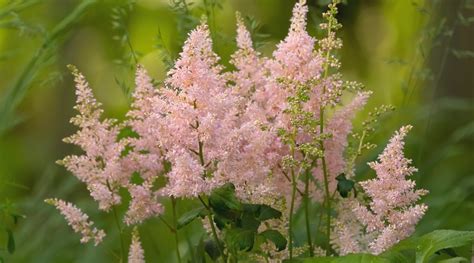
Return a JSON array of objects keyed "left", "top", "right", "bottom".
[
  {"left": 436, "top": 248, "right": 458, "bottom": 257},
  {"left": 380, "top": 235, "right": 418, "bottom": 262},
  {"left": 176, "top": 207, "right": 207, "bottom": 229},
  {"left": 260, "top": 230, "right": 287, "bottom": 251},
  {"left": 416, "top": 230, "right": 474, "bottom": 263},
  {"left": 256, "top": 205, "right": 282, "bottom": 221},
  {"left": 243, "top": 204, "right": 282, "bottom": 221},
  {"left": 240, "top": 212, "right": 261, "bottom": 232},
  {"left": 6, "top": 229, "right": 15, "bottom": 254},
  {"left": 336, "top": 174, "right": 355, "bottom": 198},
  {"left": 209, "top": 183, "right": 242, "bottom": 215},
  {"left": 213, "top": 214, "right": 231, "bottom": 230},
  {"left": 204, "top": 239, "right": 221, "bottom": 261},
  {"left": 226, "top": 229, "right": 255, "bottom": 252},
  {"left": 289, "top": 253, "right": 390, "bottom": 263}
]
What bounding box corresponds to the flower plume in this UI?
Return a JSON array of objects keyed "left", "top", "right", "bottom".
[{"left": 45, "top": 198, "right": 105, "bottom": 246}]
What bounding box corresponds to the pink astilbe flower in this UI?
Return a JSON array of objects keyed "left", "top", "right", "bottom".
[
  {"left": 332, "top": 126, "right": 428, "bottom": 255},
  {"left": 266, "top": 0, "right": 322, "bottom": 83},
  {"left": 125, "top": 66, "right": 165, "bottom": 180},
  {"left": 157, "top": 23, "right": 239, "bottom": 197},
  {"left": 228, "top": 13, "right": 266, "bottom": 101},
  {"left": 60, "top": 66, "right": 127, "bottom": 211},
  {"left": 125, "top": 183, "right": 164, "bottom": 225},
  {"left": 128, "top": 227, "right": 145, "bottom": 263},
  {"left": 45, "top": 198, "right": 105, "bottom": 246},
  {"left": 162, "top": 147, "right": 208, "bottom": 197},
  {"left": 125, "top": 21, "right": 278, "bottom": 199}
]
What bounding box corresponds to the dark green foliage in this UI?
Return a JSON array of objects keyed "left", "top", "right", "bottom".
[
  {"left": 225, "top": 229, "right": 255, "bottom": 252},
  {"left": 204, "top": 239, "right": 221, "bottom": 261},
  {"left": 0, "top": 203, "right": 23, "bottom": 260},
  {"left": 6, "top": 230, "right": 14, "bottom": 254},
  {"left": 177, "top": 207, "right": 207, "bottom": 229},
  {"left": 291, "top": 230, "right": 474, "bottom": 263},
  {"left": 209, "top": 183, "right": 242, "bottom": 213},
  {"left": 259, "top": 230, "right": 287, "bottom": 251},
  {"left": 206, "top": 183, "right": 287, "bottom": 257},
  {"left": 335, "top": 174, "right": 355, "bottom": 198}
]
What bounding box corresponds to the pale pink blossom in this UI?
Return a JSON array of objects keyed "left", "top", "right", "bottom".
[
  {"left": 60, "top": 67, "right": 127, "bottom": 211},
  {"left": 266, "top": 0, "right": 322, "bottom": 83},
  {"left": 45, "top": 198, "right": 105, "bottom": 246},
  {"left": 332, "top": 126, "right": 428, "bottom": 255},
  {"left": 125, "top": 183, "right": 164, "bottom": 225},
  {"left": 128, "top": 228, "right": 145, "bottom": 263}
]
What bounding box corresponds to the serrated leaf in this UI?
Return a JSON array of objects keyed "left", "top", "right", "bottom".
[
  {"left": 177, "top": 206, "right": 207, "bottom": 229},
  {"left": 256, "top": 205, "right": 282, "bottom": 221},
  {"left": 6, "top": 229, "right": 15, "bottom": 254},
  {"left": 239, "top": 212, "right": 261, "bottom": 232},
  {"left": 226, "top": 229, "right": 255, "bottom": 252},
  {"left": 260, "top": 230, "right": 287, "bottom": 251},
  {"left": 416, "top": 230, "right": 474, "bottom": 263},
  {"left": 209, "top": 183, "right": 242, "bottom": 214},
  {"left": 243, "top": 204, "right": 282, "bottom": 221}
]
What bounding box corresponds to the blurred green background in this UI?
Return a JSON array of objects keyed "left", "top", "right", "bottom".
[{"left": 0, "top": 0, "right": 473, "bottom": 262}]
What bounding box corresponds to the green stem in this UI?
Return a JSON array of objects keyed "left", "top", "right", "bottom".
[
  {"left": 198, "top": 195, "right": 225, "bottom": 262},
  {"left": 111, "top": 205, "right": 126, "bottom": 263},
  {"left": 319, "top": 106, "right": 331, "bottom": 256},
  {"left": 159, "top": 215, "right": 174, "bottom": 232},
  {"left": 288, "top": 165, "right": 297, "bottom": 259},
  {"left": 319, "top": 4, "right": 336, "bottom": 254},
  {"left": 304, "top": 168, "right": 314, "bottom": 256},
  {"left": 347, "top": 131, "right": 366, "bottom": 175},
  {"left": 171, "top": 197, "right": 182, "bottom": 263}
]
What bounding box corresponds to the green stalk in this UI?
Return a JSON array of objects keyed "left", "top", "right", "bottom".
[
  {"left": 288, "top": 166, "right": 297, "bottom": 259},
  {"left": 171, "top": 197, "right": 182, "bottom": 263},
  {"left": 195, "top": 137, "right": 226, "bottom": 262},
  {"left": 304, "top": 168, "right": 314, "bottom": 256},
  {"left": 111, "top": 205, "right": 126, "bottom": 263},
  {"left": 318, "top": 115, "right": 331, "bottom": 256},
  {"left": 319, "top": 3, "right": 336, "bottom": 255},
  {"left": 105, "top": 181, "right": 126, "bottom": 262},
  {"left": 198, "top": 195, "right": 225, "bottom": 262}
]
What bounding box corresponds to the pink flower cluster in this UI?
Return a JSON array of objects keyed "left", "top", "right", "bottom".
[
  {"left": 332, "top": 126, "right": 428, "bottom": 255},
  {"left": 49, "top": 0, "right": 427, "bottom": 256}
]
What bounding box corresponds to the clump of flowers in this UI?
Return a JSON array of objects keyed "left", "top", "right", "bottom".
[
  {"left": 46, "top": 0, "right": 430, "bottom": 261},
  {"left": 331, "top": 126, "right": 428, "bottom": 255}
]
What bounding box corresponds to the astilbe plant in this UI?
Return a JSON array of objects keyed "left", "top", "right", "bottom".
[{"left": 45, "top": 0, "right": 442, "bottom": 262}]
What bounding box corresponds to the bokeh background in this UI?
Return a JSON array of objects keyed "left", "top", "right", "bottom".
[{"left": 0, "top": 0, "right": 473, "bottom": 262}]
